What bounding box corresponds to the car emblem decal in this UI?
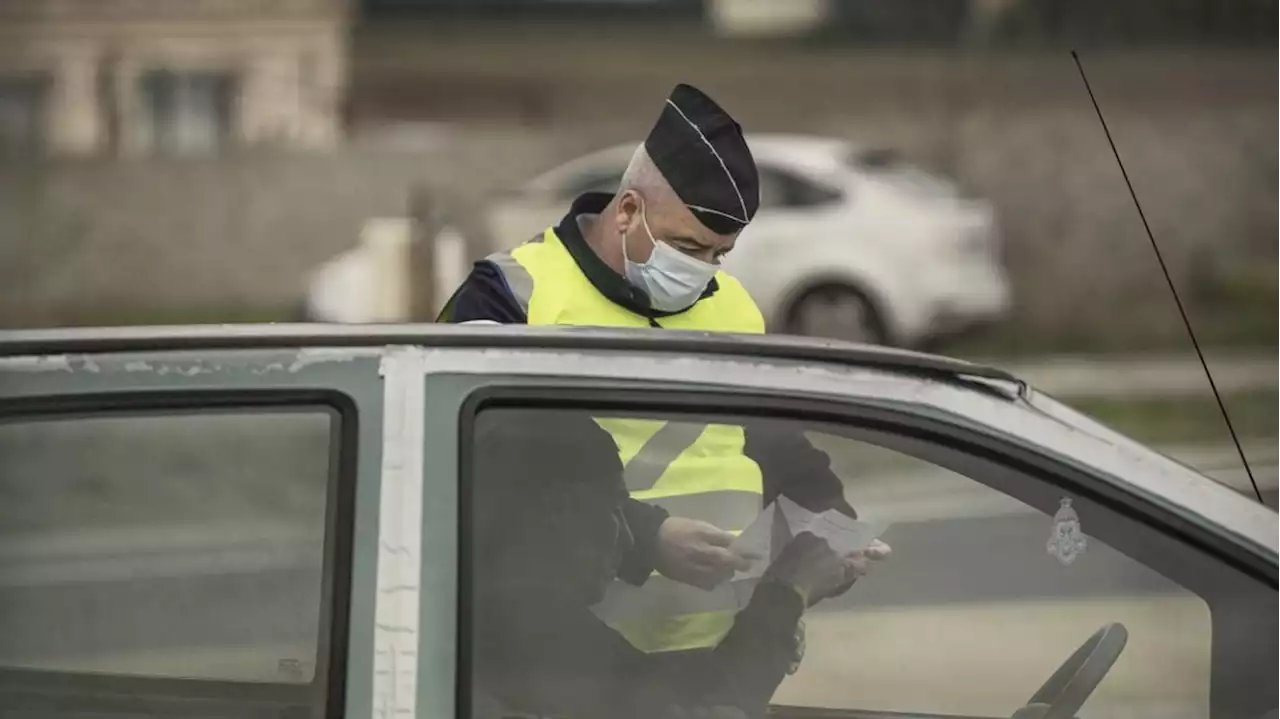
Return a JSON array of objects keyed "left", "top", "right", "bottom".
[{"left": 1047, "top": 497, "right": 1088, "bottom": 566}]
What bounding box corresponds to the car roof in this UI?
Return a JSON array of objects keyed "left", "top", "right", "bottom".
[
  {"left": 742, "top": 134, "right": 854, "bottom": 174},
  {"left": 0, "top": 322, "right": 1022, "bottom": 394}
]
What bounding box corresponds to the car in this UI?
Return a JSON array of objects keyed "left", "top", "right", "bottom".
[
  {"left": 302, "top": 135, "right": 1012, "bottom": 347},
  {"left": 0, "top": 324, "right": 1274, "bottom": 719}
]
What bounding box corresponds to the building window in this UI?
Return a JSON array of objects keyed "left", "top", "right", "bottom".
[
  {"left": 0, "top": 74, "right": 49, "bottom": 158},
  {"left": 136, "top": 70, "right": 235, "bottom": 155}
]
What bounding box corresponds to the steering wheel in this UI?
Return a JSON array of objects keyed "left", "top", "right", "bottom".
[{"left": 1012, "top": 622, "right": 1128, "bottom": 719}]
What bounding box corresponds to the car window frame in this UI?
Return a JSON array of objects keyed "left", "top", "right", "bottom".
[
  {"left": 451, "top": 380, "right": 1277, "bottom": 718},
  {"left": 757, "top": 163, "right": 846, "bottom": 211},
  {"left": 0, "top": 387, "right": 360, "bottom": 719}
]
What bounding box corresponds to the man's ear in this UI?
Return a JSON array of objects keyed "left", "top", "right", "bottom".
[{"left": 615, "top": 190, "right": 641, "bottom": 236}]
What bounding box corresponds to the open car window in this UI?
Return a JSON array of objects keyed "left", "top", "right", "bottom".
[{"left": 460, "top": 399, "right": 1274, "bottom": 719}]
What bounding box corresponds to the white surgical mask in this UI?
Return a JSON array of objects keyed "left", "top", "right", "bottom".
[{"left": 622, "top": 205, "right": 718, "bottom": 312}]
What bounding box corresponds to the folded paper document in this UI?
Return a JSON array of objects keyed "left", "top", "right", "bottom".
[{"left": 730, "top": 496, "right": 889, "bottom": 583}]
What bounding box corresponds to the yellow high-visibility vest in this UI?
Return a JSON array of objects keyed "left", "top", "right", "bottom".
[{"left": 489, "top": 227, "right": 766, "bottom": 652}]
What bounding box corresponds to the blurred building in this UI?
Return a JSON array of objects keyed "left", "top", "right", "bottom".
[
  {"left": 0, "top": 0, "right": 349, "bottom": 158},
  {"left": 0, "top": 0, "right": 1273, "bottom": 349},
  {"left": 350, "top": 0, "right": 1274, "bottom": 133},
  {"left": 360, "top": 0, "right": 1275, "bottom": 43}
]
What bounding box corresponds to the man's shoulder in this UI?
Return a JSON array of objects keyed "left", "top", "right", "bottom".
[
  {"left": 713, "top": 270, "right": 753, "bottom": 298},
  {"left": 458, "top": 256, "right": 510, "bottom": 292},
  {"left": 438, "top": 258, "right": 529, "bottom": 323},
  {"left": 710, "top": 271, "right": 765, "bottom": 331},
  {"left": 485, "top": 230, "right": 563, "bottom": 269}
]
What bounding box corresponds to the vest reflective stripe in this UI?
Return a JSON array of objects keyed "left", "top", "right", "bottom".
[
  {"left": 620, "top": 421, "right": 707, "bottom": 491},
  {"left": 492, "top": 228, "right": 766, "bottom": 652},
  {"left": 485, "top": 250, "right": 535, "bottom": 316},
  {"left": 598, "top": 418, "right": 762, "bottom": 502}
]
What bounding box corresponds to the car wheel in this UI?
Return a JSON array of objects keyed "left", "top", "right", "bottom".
[{"left": 784, "top": 284, "right": 887, "bottom": 345}]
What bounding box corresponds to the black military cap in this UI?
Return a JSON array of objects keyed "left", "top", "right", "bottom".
[{"left": 643, "top": 84, "right": 760, "bottom": 236}]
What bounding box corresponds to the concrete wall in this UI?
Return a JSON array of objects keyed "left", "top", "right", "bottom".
[
  {"left": 0, "top": 132, "right": 566, "bottom": 325},
  {"left": 1, "top": 49, "right": 1274, "bottom": 348}
]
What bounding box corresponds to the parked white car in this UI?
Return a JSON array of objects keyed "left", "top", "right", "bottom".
[{"left": 306, "top": 135, "right": 1013, "bottom": 347}]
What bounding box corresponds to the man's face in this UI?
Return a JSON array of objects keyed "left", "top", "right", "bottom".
[{"left": 616, "top": 190, "right": 739, "bottom": 267}]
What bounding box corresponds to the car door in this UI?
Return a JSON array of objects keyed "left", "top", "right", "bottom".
[
  {"left": 418, "top": 342, "right": 1276, "bottom": 719},
  {"left": 0, "top": 343, "right": 387, "bottom": 719}
]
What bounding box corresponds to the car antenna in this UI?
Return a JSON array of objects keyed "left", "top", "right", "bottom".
[{"left": 1071, "top": 50, "right": 1264, "bottom": 506}]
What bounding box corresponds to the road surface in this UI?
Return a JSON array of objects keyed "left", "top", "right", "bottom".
[{"left": 999, "top": 353, "right": 1277, "bottom": 399}]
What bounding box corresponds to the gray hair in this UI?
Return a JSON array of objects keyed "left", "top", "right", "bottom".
[{"left": 618, "top": 144, "right": 675, "bottom": 198}]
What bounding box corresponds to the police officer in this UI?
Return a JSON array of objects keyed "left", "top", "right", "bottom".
[
  {"left": 440, "top": 84, "right": 889, "bottom": 655},
  {"left": 471, "top": 409, "right": 852, "bottom": 719}
]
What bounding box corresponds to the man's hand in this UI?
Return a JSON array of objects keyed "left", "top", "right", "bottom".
[
  {"left": 844, "top": 539, "right": 892, "bottom": 580},
  {"left": 760, "top": 532, "right": 847, "bottom": 607},
  {"left": 823, "top": 539, "right": 892, "bottom": 600},
  {"left": 655, "top": 517, "right": 758, "bottom": 591}
]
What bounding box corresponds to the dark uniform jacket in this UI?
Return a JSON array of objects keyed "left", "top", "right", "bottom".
[{"left": 440, "top": 193, "right": 857, "bottom": 586}]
